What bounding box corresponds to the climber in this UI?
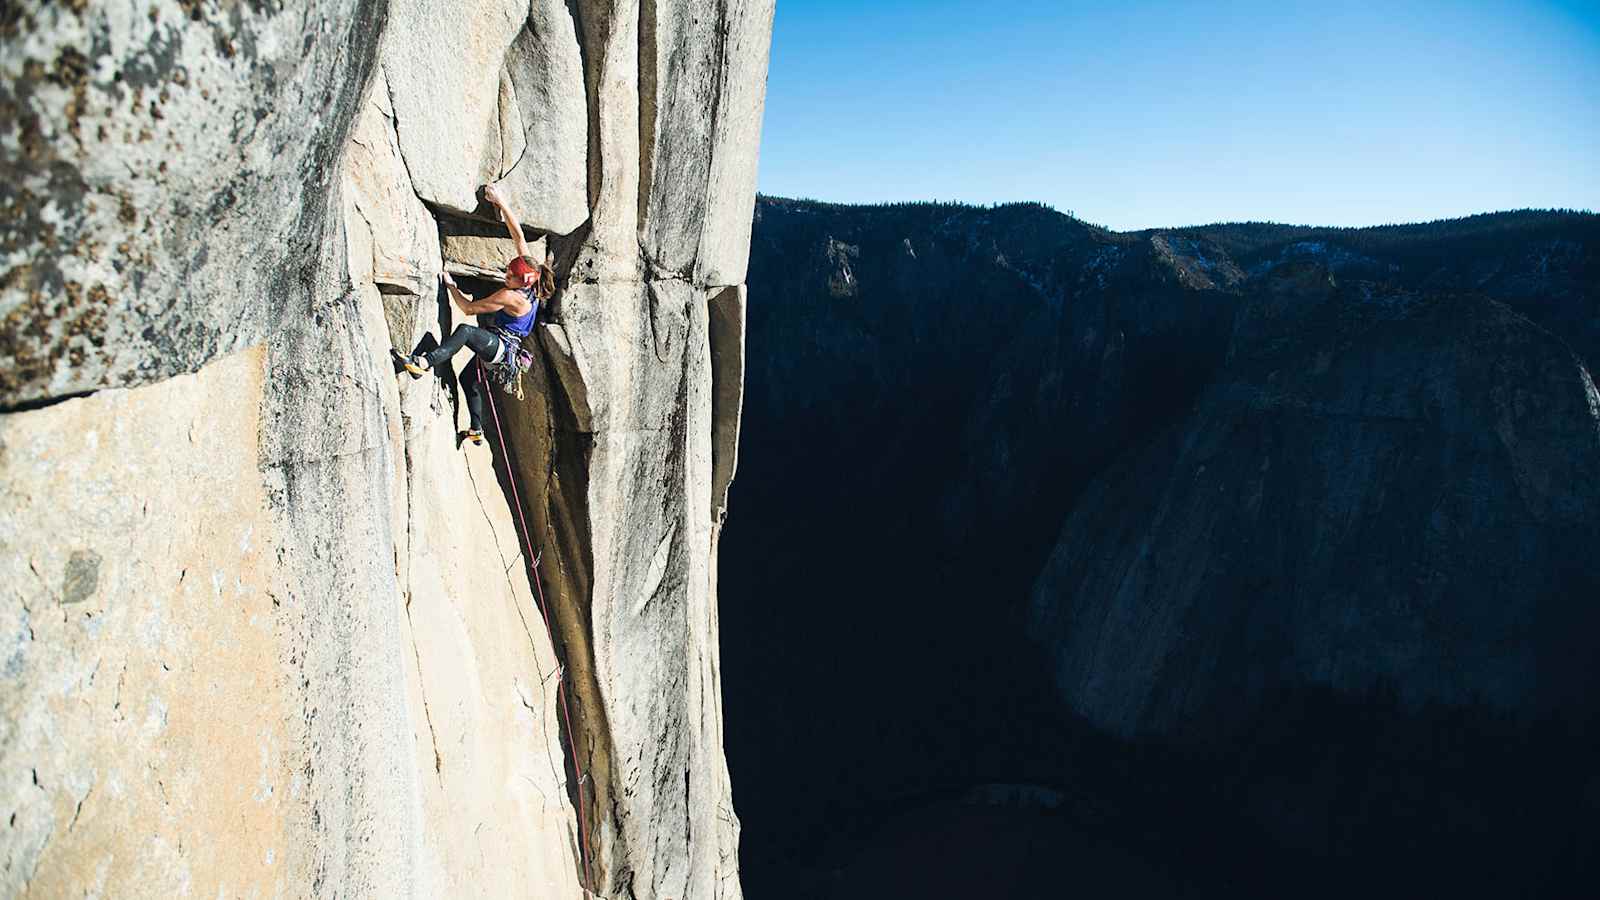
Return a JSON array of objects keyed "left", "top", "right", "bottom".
[{"left": 397, "top": 184, "right": 556, "bottom": 446}]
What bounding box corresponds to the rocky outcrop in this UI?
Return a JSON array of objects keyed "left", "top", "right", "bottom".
[
  {"left": 378, "top": 0, "right": 589, "bottom": 228},
  {"left": 1, "top": 2, "right": 771, "bottom": 898}
]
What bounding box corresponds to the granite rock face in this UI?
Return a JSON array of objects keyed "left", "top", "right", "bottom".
[
  {"left": 1029, "top": 281, "right": 1600, "bottom": 738},
  {"left": 0, "top": 0, "right": 385, "bottom": 406},
  {"left": 639, "top": 0, "right": 774, "bottom": 286},
  {"left": 1, "top": 2, "right": 770, "bottom": 898},
  {"left": 379, "top": 0, "right": 589, "bottom": 230}
]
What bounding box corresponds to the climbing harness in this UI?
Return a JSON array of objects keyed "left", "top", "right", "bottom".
[
  {"left": 483, "top": 282, "right": 540, "bottom": 399},
  {"left": 482, "top": 374, "right": 594, "bottom": 890},
  {"left": 485, "top": 327, "right": 536, "bottom": 399}
]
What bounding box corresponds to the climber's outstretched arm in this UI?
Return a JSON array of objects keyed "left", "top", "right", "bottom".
[
  {"left": 482, "top": 184, "right": 531, "bottom": 260},
  {"left": 441, "top": 272, "right": 524, "bottom": 316}
]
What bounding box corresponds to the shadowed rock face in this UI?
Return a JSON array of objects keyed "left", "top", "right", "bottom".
[
  {"left": 1031, "top": 283, "right": 1600, "bottom": 739},
  {"left": 725, "top": 199, "right": 1250, "bottom": 892},
  {"left": 724, "top": 198, "right": 1600, "bottom": 897},
  {"left": 1, "top": 2, "right": 772, "bottom": 898}
]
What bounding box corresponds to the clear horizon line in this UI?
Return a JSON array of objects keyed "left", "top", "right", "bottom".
[{"left": 755, "top": 192, "right": 1599, "bottom": 234}]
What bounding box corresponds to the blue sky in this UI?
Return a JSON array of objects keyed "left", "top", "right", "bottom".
[{"left": 756, "top": 0, "right": 1600, "bottom": 230}]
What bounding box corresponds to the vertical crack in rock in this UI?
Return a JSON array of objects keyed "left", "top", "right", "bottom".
[
  {"left": 493, "top": 67, "right": 523, "bottom": 180},
  {"left": 706, "top": 285, "right": 745, "bottom": 521},
  {"left": 493, "top": 24, "right": 536, "bottom": 185},
  {"left": 571, "top": 0, "right": 605, "bottom": 213},
  {"left": 393, "top": 370, "right": 444, "bottom": 782},
  {"left": 379, "top": 70, "right": 441, "bottom": 220},
  {"left": 689, "top": 0, "right": 730, "bottom": 275},
  {"left": 404, "top": 593, "right": 446, "bottom": 779},
  {"left": 487, "top": 323, "right": 620, "bottom": 891},
  {"left": 637, "top": 0, "right": 658, "bottom": 229}
]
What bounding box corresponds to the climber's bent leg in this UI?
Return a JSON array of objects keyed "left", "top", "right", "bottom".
[{"left": 425, "top": 324, "right": 501, "bottom": 370}]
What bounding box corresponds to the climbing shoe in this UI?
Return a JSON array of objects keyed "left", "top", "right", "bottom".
[
  {"left": 403, "top": 354, "right": 431, "bottom": 379},
  {"left": 392, "top": 348, "right": 430, "bottom": 379},
  {"left": 461, "top": 428, "right": 485, "bottom": 446}
]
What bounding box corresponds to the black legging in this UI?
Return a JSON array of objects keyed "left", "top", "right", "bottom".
[{"left": 425, "top": 324, "right": 500, "bottom": 430}]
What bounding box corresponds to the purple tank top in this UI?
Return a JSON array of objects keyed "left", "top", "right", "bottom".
[{"left": 493, "top": 288, "right": 538, "bottom": 336}]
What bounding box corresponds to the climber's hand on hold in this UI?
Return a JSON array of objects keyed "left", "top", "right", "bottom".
[
  {"left": 481, "top": 184, "right": 530, "bottom": 257},
  {"left": 441, "top": 271, "right": 472, "bottom": 313}
]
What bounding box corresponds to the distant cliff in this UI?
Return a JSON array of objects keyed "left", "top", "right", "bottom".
[
  {"left": 1031, "top": 271, "right": 1600, "bottom": 735},
  {"left": 0, "top": 3, "right": 772, "bottom": 898},
  {"left": 725, "top": 198, "right": 1599, "bottom": 896}
]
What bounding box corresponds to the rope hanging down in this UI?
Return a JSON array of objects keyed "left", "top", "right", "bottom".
[{"left": 483, "top": 369, "right": 594, "bottom": 889}]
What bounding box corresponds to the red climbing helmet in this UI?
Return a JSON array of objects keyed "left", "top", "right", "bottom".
[{"left": 508, "top": 256, "right": 537, "bottom": 281}]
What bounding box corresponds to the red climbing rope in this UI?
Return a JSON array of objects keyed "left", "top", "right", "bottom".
[{"left": 483, "top": 370, "right": 594, "bottom": 890}]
